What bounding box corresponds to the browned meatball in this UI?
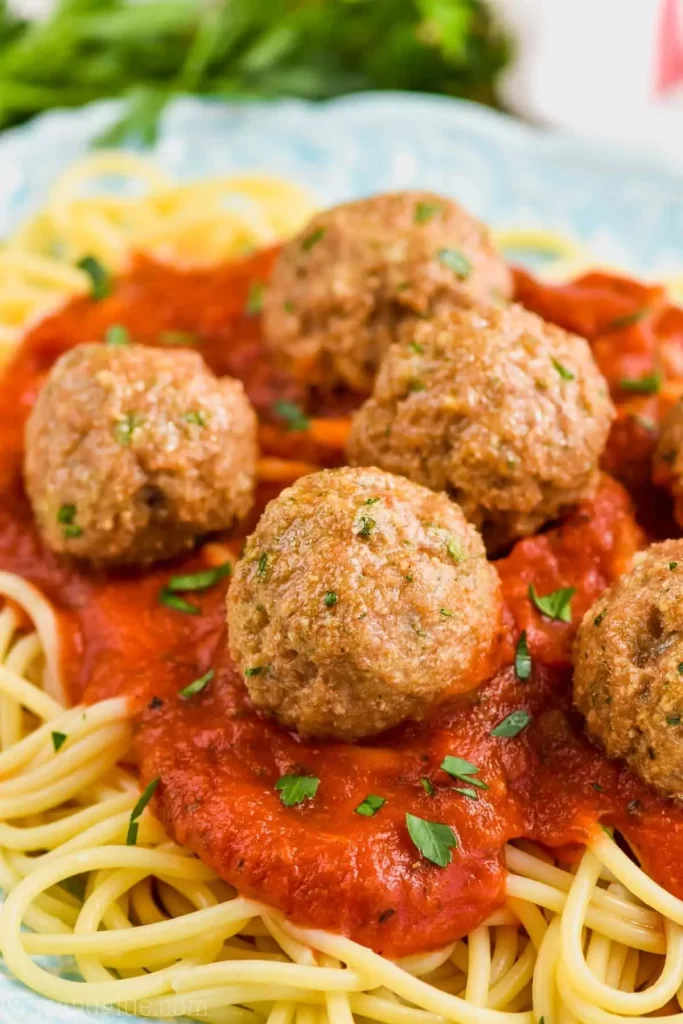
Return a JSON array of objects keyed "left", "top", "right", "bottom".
[
  {"left": 227, "top": 466, "right": 502, "bottom": 740},
  {"left": 24, "top": 343, "right": 257, "bottom": 565},
  {"left": 262, "top": 191, "right": 512, "bottom": 394},
  {"left": 654, "top": 397, "right": 683, "bottom": 526},
  {"left": 347, "top": 304, "right": 614, "bottom": 552},
  {"left": 574, "top": 540, "right": 683, "bottom": 798}
]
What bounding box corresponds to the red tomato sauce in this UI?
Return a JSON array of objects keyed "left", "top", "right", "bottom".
[{"left": 1, "top": 255, "right": 683, "bottom": 958}]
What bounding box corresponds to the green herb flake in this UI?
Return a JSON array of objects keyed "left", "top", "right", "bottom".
[
  {"left": 356, "top": 514, "right": 376, "bottom": 540},
  {"left": 57, "top": 503, "right": 83, "bottom": 539},
  {"left": 619, "top": 372, "right": 662, "bottom": 395},
  {"left": 257, "top": 553, "right": 268, "bottom": 579},
  {"left": 670, "top": 562, "right": 679, "bottom": 571},
  {"left": 159, "top": 589, "right": 200, "bottom": 615},
  {"left": 437, "top": 247, "right": 471, "bottom": 279},
  {"left": 591, "top": 782, "right": 603, "bottom": 793},
  {"left": 446, "top": 538, "right": 464, "bottom": 562},
  {"left": 405, "top": 573, "right": 414, "bottom": 582},
  {"left": 283, "top": 300, "right": 295, "bottom": 314},
  {"left": 364, "top": 496, "right": 380, "bottom": 506},
  {"left": 409, "top": 340, "right": 424, "bottom": 355},
  {"left": 179, "top": 669, "right": 214, "bottom": 699},
  {"left": 159, "top": 330, "right": 199, "bottom": 347},
  {"left": 552, "top": 357, "right": 575, "bottom": 381},
  {"left": 528, "top": 584, "right": 575, "bottom": 623},
  {"left": 594, "top": 611, "right": 606, "bottom": 627},
  {"left": 167, "top": 563, "right": 232, "bottom": 593},
  {"left": 183, "top": 409, "right": 208, "bottom": 427},
  {"left": 105, "top": 324, "right": 130, "bottom": 347},
  {"left": 514, "top": 630, "right": 532, "bottom": 681},
  {"left": 608, "top": 308, "right": 649, "bottom": 331},
  {"left": 324, "top": 590, "right": 338, "bottom": 608},
  {"left": 245, "top": 666, "right": 265, "bottom": 677},
  {"left": 77, "top": 255, "right": 112, "bottom": 301},
  {"left": 245, "top": 281, "right": 265, "bottom": 316},
  {"left": 126, "top": 777, "right": 160, "bottom": 846},
  {"left": 420, "top": 776, "right": 436, "bottom": 797},
  {"left": 409, "top": 379, "right": 426, "bottom": 392},
  {"left": 355, "top": 794, "right": 386, "bottom": 817},
  {"left": 678, "top": 663, "right": 683, "bottom": 675},
  {"left": 440, "top": 608, "right": 454, "bottom": 618},
  {"left": 114, "top": 412, "right": 145, "bottom": 446},
  {"left": 414, "top": 201, "right": 442, "bottom": 224},
  {"left": 302, "top": 227, "right": 326, "bottom": 252},
  {"left": 667, "top": 715, "right": 681, "bottom": 726},
  {"left": 405, "top": 813, "right": 458, "bottom": 867},
  {"left": 51, "top": 731, "right": 67, "bottom": 752},
  {"left": 490, "top": 710, "right": 532, "bottom": 739},
  {"left": 63, "top": 524, "right": 83, "bottom": 538},
  {"left": 273, "top": 399, "right": 309, "bottom": 432},
  {"left": 440, "top": 756, "right": 488, "bottom": 790},
  {"left": 275, "top": 774, "right": 320, "bottom": 807}
]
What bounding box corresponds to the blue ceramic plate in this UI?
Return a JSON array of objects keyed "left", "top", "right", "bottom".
[{"left": 1, "top": 91, "right": 683, "bottom": 1022}]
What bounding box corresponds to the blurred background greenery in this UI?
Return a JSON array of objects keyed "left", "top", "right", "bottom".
[{"left": 0, "top": 0, "right": 509, "bottom": 143}]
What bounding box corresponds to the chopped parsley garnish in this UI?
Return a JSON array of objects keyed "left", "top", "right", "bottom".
[
  {"left": 179, "top": 669, "right": 214, "bottom": 699},
  {"left": 355, "top": 514, "right": 376, "bottom": 539},
  {"left": 514, "top": 631, "right": 532, "bottom": 681},
  {"left": 166, "top": 563, "right": 232, "bottom": 593},
  {"left": 441, "top": 756, "right": 488, "bottom": 790},
  {"left": 159, "top": 330, "right": 199, "bottom": 346},
  {"left": 275, "top": 774, "right": 320, "bottom": 807},
  {"left": 159, "top": 590, "right": 200, "bottom": 615},
  {"left": 105, "top": 324, "right": 130, "bottom": 347},
  {"left": 355, "top": 794, "right": 385, "bottom": 817},
  {"left": 438, "top": 608, "right": 454, "bottom": 619},
  {"left": 446, "top": 538, "right": 464, "bottom": 562},
  {"left": 245, "top": 281, "right": 265, "bottom": 316},
  {"left": 114, "top": 412, "right": 145, "bottom": 446},
  {"left": 77, "top": 254, "right": 112, "bottom": 300},
  {"left": 245, "top": 666, "right": 265, "bottom": 677},
  {"left": 670, "top": 562, "right": 678, "bottom": 570},
  {"left": 57, "top": 503, "right": 82, "bottom": 538},
  {"left": 409, "top": 379, "right": 426, "bottom": 392},
  {"left": 126, "top": 777, "right": 160, "bottom": 846},
  {"left": 257, "top": 553, "right": 268, "bottom": 578},
  {"left": 405, "top": 573, "right": 414, "bottom": 582},
  {"left": 490, "top": 710, "right": 532, "bottom": 738},
  {"left": 528, "top": 584, "right": 575, "bottom": 623},
  {"left": 302, "top": 226, "right": 326, "bottom": 251},
  {"left": 414, "top": 201, "right": 442, "bottom": 224},
  {"left": 183, "top": 410, "right": 208, "bottom": 427},
  {"left": 437, "top": 247, "right": 471, "bottom": 279},
  {"left": 409, "top": 341, "right": 424, "bottom": 355},
  {"left": 608, "top": 308, "right": 649, "bottom": 331},
  {"left": 273, "top": 399, "right": 309, "bottom": 432},
  {"left": 364, "top": 497, "right": 380, "bottom": 506},
  {"left": 667, "top": 715, "right": 681, "bottom": 726},
  {"left": 678, "top": 663, "right": 683, "bottom": 674},
  {"left": 51, "top": 731, "right": 67, "bottom": 752},
  {"left": 324, "top": 591, "right": 338, "bottom": 607},
  {"left": 594, "top": 611, "right": 606, "bottom": 627},
  {"left": 406, "top": 813, "right": 457, "bottom": 867},
  {"left": 551, "top": 358, "right": 575, "bottom": 381},
  {"left": 619, "top": 372, "right": 662, "bottom": 395},
  {"left": 420, "top": 777, "right": 436, "bottom": 796}
]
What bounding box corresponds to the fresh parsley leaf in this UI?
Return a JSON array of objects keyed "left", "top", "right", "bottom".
[
  {"left": 179, "top": 669, "right": 214, "bottom": 699},
  {"left": 51, "top": 731, "right": 67, "bottom": 752},
  {"left": 437, "top": 247, "right": 471, "bottom": 278},
  {"left": 528, "top": 584, "right": 575, "bottom": 623},
  {"left": 245, "top": 666, "right": 265, "bottom": 677},
  {"left": 490, "top": 710, "right": 532, "bottom": 738},
  {"left": 275, "top": 774, "right": 320, "bottom": 807},
  {"left": 114, "top": 412, "right": 145, "bottom": 446},
  {"left": 619, "top": 372, "right": 662, "bottom": 395},
  {"left": 257, "top": 553, "right": 268, "bottom": 578},
  {"left": 355, "top": 514, "right": 376, "bottom": 539},
  {"left": 302, "top": 227, "right": 326, "bottom": 251},
  {"left": 126, "top": 777, "right": 160, "bottom": 846},
  {"left": 406, "top": 813, "right": 457, "bottom": 867},
  {"left": 77, "top": 255, "right": 112, "bottom": 300},
  {"left": 551, "top": 357, "right": 574, "bottom": 381},
  {"left": 166, "top": 563, "right": 232, "bottom": 593},
  {"left": 324, "top": 591, "right": 338, "bottom": 607},
  {"left": 514, "top": 631, "right": 532, "bottom": 681},
  {"left": 414, "top": 201, "right": 442, "bottom": 224},
  {"left": 245, "top": 281, "right": 265, "bottom": 316},
  {"left": 446, "top": 538, "right": 464, "bottom": 562},
  {"left": 273, "top": 399, "right": 309, "bottom": 432},
  {"left": 667, "top": 715, "right": 681, "bottom": 726},
  {"left": 441, "top": 756, "right": 488, "bottom": 789},
  {"left": 440, "top": 608, "right": 454, "bottom": 617},
  {"left": 105, "top": 324, "right": 130, "bottom": 347},
  {"left": 57, "top": 503, "right": 82, "bottom": 537},
  {"left": 355, "top": 794, "right": 385, "bottom": 817}
]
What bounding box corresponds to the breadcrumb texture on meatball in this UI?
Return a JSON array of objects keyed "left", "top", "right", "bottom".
[
  {"left": 654, "top": 397, "right": 683, "bottom": 527},
  {"left": 347, "top": 303, "right": 615, "bottom": 552},
  {"left": 262, "top": 191, "right": 512, "bottom": 394},
  {"left": 227, "top": 466, "right": 502, "bottom": 740},
  {"left": 24, "top": 343, "right": 257, "bottom": 565},
  {"left": 574, "top": 539, "right": 683, "bottom": 799}
]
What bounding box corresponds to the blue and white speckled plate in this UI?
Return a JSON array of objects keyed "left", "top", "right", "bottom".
[{"left": 1, "top": 91, "right": 683, "bottom": 1023}]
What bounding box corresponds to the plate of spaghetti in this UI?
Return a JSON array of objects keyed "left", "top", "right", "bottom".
[{"left": 2, "top": 93, "right": 683, "bottom": 1024}]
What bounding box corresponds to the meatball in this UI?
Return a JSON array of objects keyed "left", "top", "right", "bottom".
[
  {"left": 346, "top": 304, "right": 615, "bottom": 552},
  {"left": 262, "top": 191, "right": 512, "bottom": 394},
  {"left": 227, "top": 466, "right": 502, "bottom": 740},
  {"left": 574, "top": 540, "right": 683, "bottom": 798},
  {"left": 654, "top": 397, "right": 683, "bottom": 526},
  {"left": 24, "top": 343, "right": 257, "bottom": 564}
]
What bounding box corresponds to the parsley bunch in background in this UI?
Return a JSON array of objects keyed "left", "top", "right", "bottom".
[{"left": 0, "top": 0, "right": 509, "bottom": 143}]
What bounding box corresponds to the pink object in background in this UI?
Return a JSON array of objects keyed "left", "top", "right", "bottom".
[{"left": 492, "top": 0, "right": 683, "bottom": 165}]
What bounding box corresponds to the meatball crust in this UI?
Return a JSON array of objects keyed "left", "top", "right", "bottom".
[
  {"left": 574, "top": 540, "right": 683, "bottom": 799},
  {"left": 654, "top": 397, "right": 683, "bottom": 526},
  {"left": 227, "top": 466, "right": 502, "bottom": 740},
  {"left": 263, "top": 191, "right": 512, "bottom": 394},
  {"left": 346, "top": 304, "right": 615, "bottom": 552},
  {"left": 24, "top": 343, "right": 257, "bottom": 565}
]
